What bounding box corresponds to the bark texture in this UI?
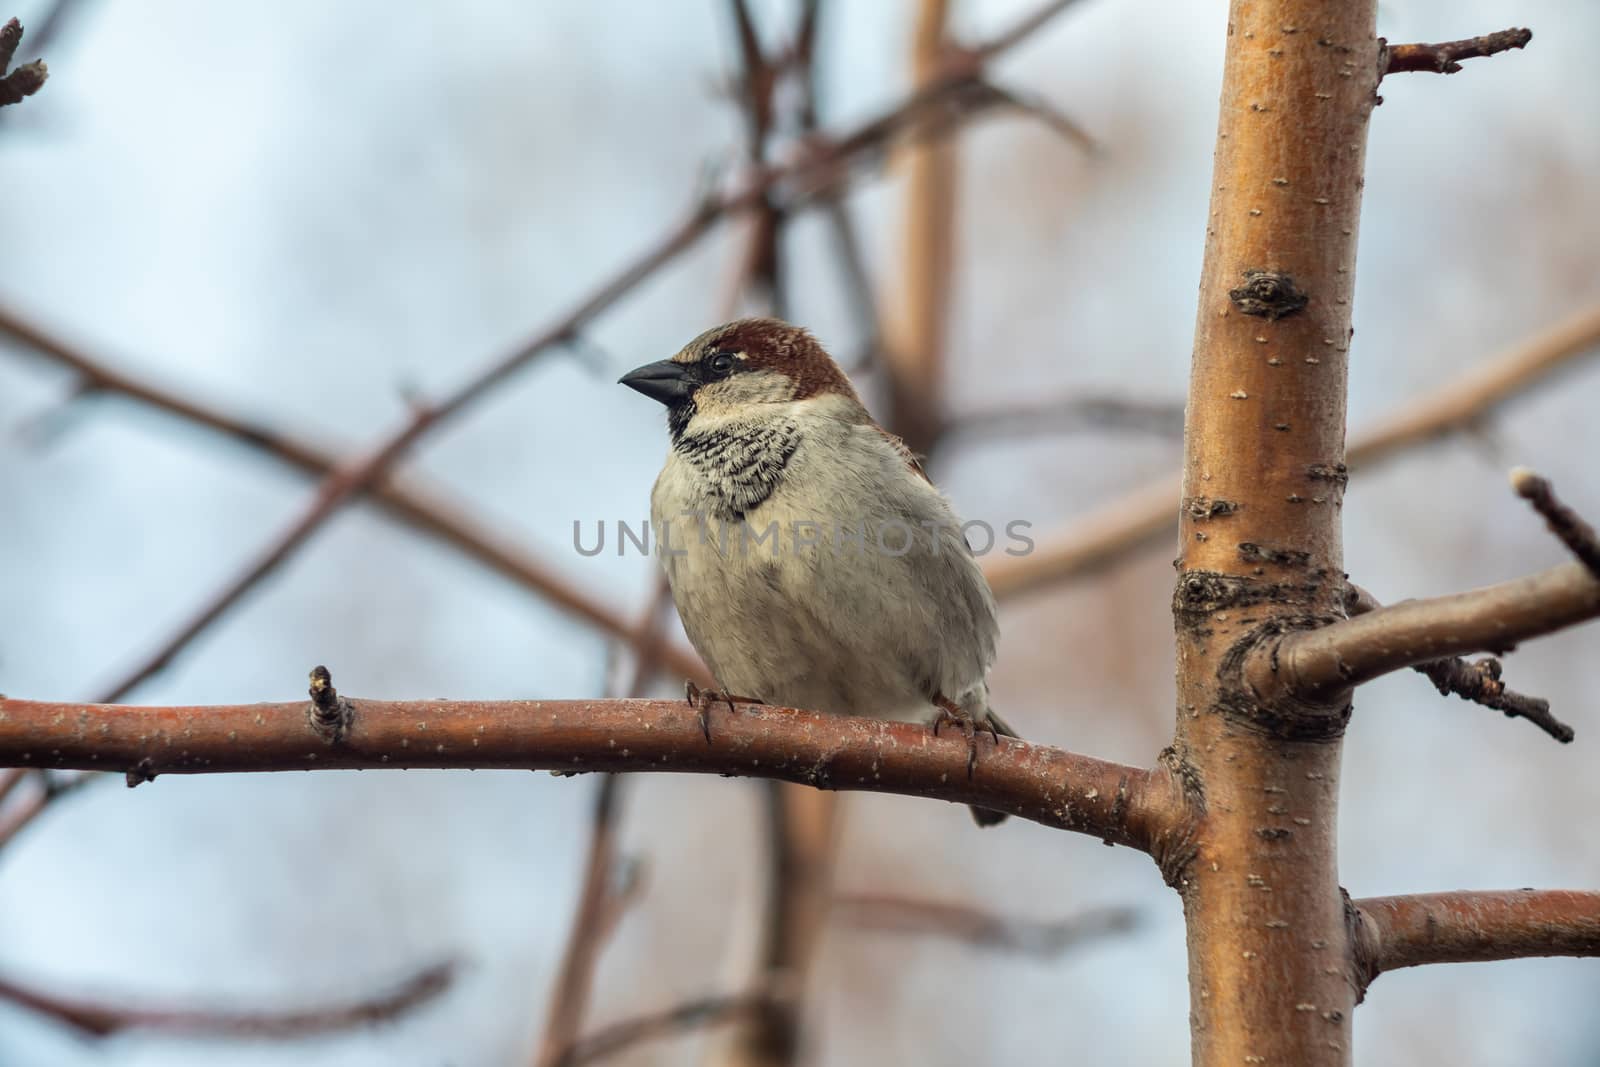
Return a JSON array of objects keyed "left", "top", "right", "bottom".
[{"left": 1171, "top": 3, "right": 1379, "bottom": 1063}]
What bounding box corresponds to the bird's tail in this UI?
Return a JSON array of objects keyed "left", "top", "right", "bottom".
[{"left": 968, "top": 708, "right": 1019, "bottom": 827}]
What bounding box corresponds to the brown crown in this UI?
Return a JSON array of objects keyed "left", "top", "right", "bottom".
[{"left": 708, "top": 318, "right": 859, "bottom": 402}]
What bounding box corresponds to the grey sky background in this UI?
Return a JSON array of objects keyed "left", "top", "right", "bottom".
[{"left": 1, "top": 0, "right": 1596, "bottom": 1063}]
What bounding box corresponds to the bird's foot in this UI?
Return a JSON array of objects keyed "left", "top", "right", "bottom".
[
  {"left": 931, "top": 696, "right": 997, "bottom": 778},
  {"left": 684, "top": 681, "right": 765, "bottom": 743}
]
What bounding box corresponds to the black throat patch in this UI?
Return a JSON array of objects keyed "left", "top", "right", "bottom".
[{"left": 673, "top": 419, "right": 801, "bottom": 519}]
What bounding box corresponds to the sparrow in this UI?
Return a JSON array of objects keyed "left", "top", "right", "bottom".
[{"left": 619, "top": 318, "right": 1015, "bottom": 826}]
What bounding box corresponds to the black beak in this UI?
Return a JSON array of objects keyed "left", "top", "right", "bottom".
[{"left": 618, "top": 359, "right": 695, "bottom": 406}]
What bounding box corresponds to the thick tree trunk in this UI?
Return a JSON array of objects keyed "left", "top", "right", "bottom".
[{"left": 1171, "top": 2, "right": 1379, "bottom": 1063}]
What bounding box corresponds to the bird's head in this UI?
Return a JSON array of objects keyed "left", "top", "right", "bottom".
[{"left": 619, "top": 318, "right": 859, "bottom": 439}]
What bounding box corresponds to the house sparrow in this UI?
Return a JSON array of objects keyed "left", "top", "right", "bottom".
[{"left": 620, "top": 318, "right": 1015, "bottom": 826}]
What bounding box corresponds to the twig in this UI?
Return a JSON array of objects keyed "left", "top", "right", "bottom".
[
  {"left": 984, "top": 303, "right": 1600, "bottom": 600},
  {"left": 532, "top": 582, "right": 671, "bottom": 1067},
  {"left": 532, "top": 776, "right": 631, "bottom": 1067},
  {"left": 938, "top": 394, "right": 1186, "bottom": 445},
  {"left": 0, "top": 961, "right": 454, "bottom": 1038},
  {"left": 1511, "top": 468, "right": 1600, "bottom": 579},
  {"left": 973, "top": 82, "right": 1098, "bottom": 154},
  {"left": 0, "top": 303, "right": 708, "bottom": 683},
  {"left": 1252, "top": 561, "right": 1600, "bottom": 703},
  {"left": 969, "top": 0, "right": 1088, "bottom": 64},
  {"left": 1351, "top": 890, "right": 1600, "bottom": 994},
  {"left": 1412, "top": 656, "right": 1571, "bottom": 743},
  {"left": 0, "top": 767, "right": 26, "bottom": 807},
  {"left": 834, "top": 893, "right": 1138, "bottom": 958},
  {"left": 555, "top": 991, "right": 774, "bottom": 1067},
  {"left": 0, "top": 770, "right": 96, "bottom": 851},
  {"left": 1381, "top": 28, "right": 1532, "bottom": 77},
  {"left": 1344, "top": 584, "right": 1572, "bottom": 742},
  {"left": 79, "top": 8, "right": 1077, "bottom": 705},
  {"left": 0, "top": 694, "right": 1179, "bottom": 848},
  {"left": 0, "top": 17, "right": 47, "bottom": 107}
]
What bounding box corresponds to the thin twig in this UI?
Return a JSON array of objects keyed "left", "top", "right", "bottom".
[
  {"left": 555, "top": 991, "right": 775, "bottom": 1067},
  {"left": 0, "top": 767, "right": 27, "bottom": 807},
  {"left": 532, "top": 581, "right": 672, "bottom": 1067},
  {"left": 0, "top": 961, "right": 454, "bottom": 1038},
  {"left": 0, "top": 770, "right": 96, "bottom": 851},
  {"left": 1511, "top": 468, "right": 1600, "bottom": 579},
  {"left": 1344, "top": 584, "right": 1572, "bottom": 742},
  {"left": 834, "top": 893, "right": 1138, "bottom": 958},
  {"left": 969, "top": 0, "right": 1089, "bottom": 64},
  {"left": 1381, "top": 27, "right": 1532, "bottom": 77},
  {"left": 977, "top": 82, "right": 1098, "bottom": 154},
  {"left": 939, "top": 394, "right": 1186, "bottom": 445}
]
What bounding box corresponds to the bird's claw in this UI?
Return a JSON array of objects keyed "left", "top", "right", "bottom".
[
  {"left": 931, "top": 698, "right": 996, "bottom": 779},
  {"left": 684, "top": 681, "right": 760, "bottom": 744}
]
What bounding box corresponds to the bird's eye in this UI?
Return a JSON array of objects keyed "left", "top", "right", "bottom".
[{"left": 707, "top": 351, "right": 737, "bottom": 376}]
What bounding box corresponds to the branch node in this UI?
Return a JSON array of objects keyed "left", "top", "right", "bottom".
[
  {"left": 125, "top": 757, "right": 156, "bottom": 789},
  {"left": 308, "top": 665, "right": 355, "bottom": 742},
  {"left": 1228, "top": 270, "right": 1309, "bottom": 321}
]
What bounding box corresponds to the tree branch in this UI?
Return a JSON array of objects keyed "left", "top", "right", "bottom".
[
  {"left": 1351, "top": 890, "right": 1600, "bottom": 993},
  {"left": 1381, "top": 28, "right": 1532, "bottom": 77},
  {"left": 1254, "top": 562, "right": 1600, "bottom": 704},
  {"left": 1511, "top": 468, "right": 1600, "bottom": 579},
  {"left": 0, "top": 693, "right": 1178, "bottom": 849},
  {"left": 984, "top": 302, "right": 1600, "bottom": 600},
  {"left": 0, "top": 961, "right": 454, "bottom": 1038},
  {"left": 1343, "top": 584, "right": 1573, "bottom": 743},
  {"left": 832, "top": 893, "right": 1137, "bottom": 958}
]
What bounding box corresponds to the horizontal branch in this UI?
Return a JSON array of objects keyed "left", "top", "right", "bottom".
[
  {"left": 1381, "top": 27, "right": 1532, "bottom": 77},
  {"left": 0, "top": 961, "right": 453, "bottom": 1038},
  {"left": 0, "top": 694, "right": 1177, "bottom": 849},
  {"left": 1351, "top": 890, "right": 1600, "bottom": 991},
  {"left": 1252, "top": 561, "right": 1600, "bottom": 703}
]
